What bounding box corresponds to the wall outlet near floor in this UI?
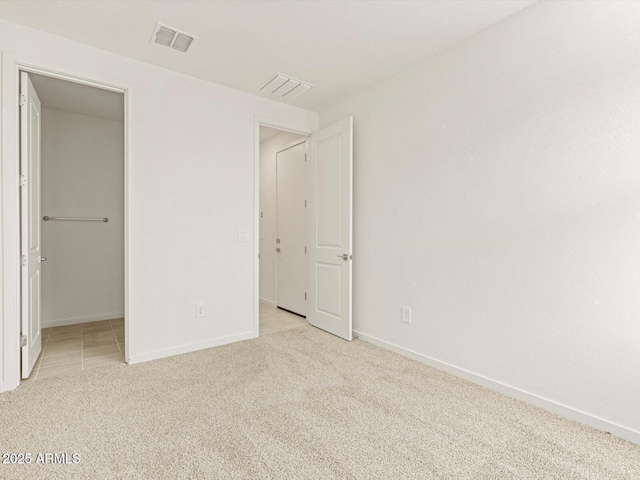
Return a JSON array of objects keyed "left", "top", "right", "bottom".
[
  {"left": 401, "top": 307, "right": 411, "bottom": 324},
  {"left": 196, "top": 303, "right": 205, "bottom": 318}
]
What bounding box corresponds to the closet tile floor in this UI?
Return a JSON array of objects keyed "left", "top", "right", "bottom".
[
  {"left": 26, "top": 318, "right": 125, "bottom": 382},
  {"left": 25, "top": 308, "right": 303, "bottom": 382}
]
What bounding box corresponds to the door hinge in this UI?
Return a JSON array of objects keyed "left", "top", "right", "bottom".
[
  {"left": 304, "top": 292, "right": 307, "bottom": 300},
  {"left": 19, "top": 94, "right": 26, "bottom": 107},
  {"left": 21, "top": 335, "right": 27, "bottom": 347},
  {"left": 19, "top": 174, "right": 26, "bottom": 187},
  {"left": 304, "top": 200, "right": 307, "bottom": 208},
  {"left": 304, "top": 246, "right": 307, "bottom": 254},
  {"left": 21, "top": 254, "right": 27, "bottom": 267},
  {"left": 304, "top": 153, "right": 307, "bottom": 162}
]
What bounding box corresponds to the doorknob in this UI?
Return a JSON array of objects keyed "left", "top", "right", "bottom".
[
  {"left": 39, "top": 256, "right": 47, "bottom": 262},
  {"left": 336, "top": 254, "right": 352, "bottom": 261}
]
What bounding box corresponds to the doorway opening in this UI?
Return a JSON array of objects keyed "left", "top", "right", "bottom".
[
  {"left": 255, "top": 117, "right": 354, "bottom": 341},
  {"left": 258, "top": 125, "right": 309, "bottom": 335},
  {"left": 20, "top": 72, "right": 125, "bottom": 382}
]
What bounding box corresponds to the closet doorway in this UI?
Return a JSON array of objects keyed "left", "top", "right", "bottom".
[
  {"left": 20, "top": 71, "right": 125, "bottom": 382},
  {"left": 258, "top": 125, "right": 309, "bottom": 334}
]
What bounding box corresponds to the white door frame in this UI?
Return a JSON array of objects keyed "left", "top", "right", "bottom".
[
  {"left": 254, "top": 117, "right": 311, "bottom": 336},
  {"left": 1, "top": 53, "right": 131, "bottom": 392}
]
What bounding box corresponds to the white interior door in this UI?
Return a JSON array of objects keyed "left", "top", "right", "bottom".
[
  {"left": 307, "top": 117, "right": 353, "bottom": 340},
  {"left": 276, "top": 141, "right": 307, "bottom": 316},
  {"left": 20, "top": 72, "right": 43, "bottom": 379}
]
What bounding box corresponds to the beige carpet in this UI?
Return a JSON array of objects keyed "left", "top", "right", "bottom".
[{"left": 1, "top": 325, "right": 639, "bottom": 479}]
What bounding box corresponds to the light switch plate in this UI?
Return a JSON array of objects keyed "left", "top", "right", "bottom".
[{"left": 237, "top": 228, "right": 250, "bottom": 242}]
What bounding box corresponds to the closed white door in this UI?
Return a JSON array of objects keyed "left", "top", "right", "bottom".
[
  {"left": 20, "top": 72, "right": 43, "bottom": 378},
  {"left": 307, "top": 117, "right": 353, "bottom": 340},
  {"left": 276, "top": 141, "right": 307, "bottom": 316}
]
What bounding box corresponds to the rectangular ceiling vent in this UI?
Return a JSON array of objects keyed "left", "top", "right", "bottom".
[
  {"left": 151, "top": 23, "right": 196, "bottom": 53},
  {"left": 260, "top": 73, "right": 313, "bottom": 101}
]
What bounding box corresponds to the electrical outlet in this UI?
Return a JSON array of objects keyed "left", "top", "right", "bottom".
[
  {"left": 196, "top": 302, "right": 205, "bottom": 318},
  {"left": 401, "top": 307, "right": 411, "bottom": 324}
]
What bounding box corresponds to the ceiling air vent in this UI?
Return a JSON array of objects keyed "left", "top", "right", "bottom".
[
  {"left": 151, "top": 23, "right": 196, "bottom": 53},
  {"left": 260, "top": 73, "right": 313, "bottom": 101}
]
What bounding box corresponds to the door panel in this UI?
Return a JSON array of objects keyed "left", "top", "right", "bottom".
[
  {"left": 308, "top": 117, "right": 353, "bottom": 340},
  {"left": 316, "top": 263, "right": 341, "bottom": 317},
  {"left": 317, "top": 136, "right": 342, "bottom": 247},
  {"left": 276, "top": 141, "right": 307, "bottom": 316},
  {"left": 21, "top": 72, "right": 43, "bottom": 379}
]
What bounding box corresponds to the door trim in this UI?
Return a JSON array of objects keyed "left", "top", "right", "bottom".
[
  {"left": 254, "top": 117, "right": 311, "bottom": 337},
  {"left": 1, "top": 53, "right": 131, "bottom": 392}
]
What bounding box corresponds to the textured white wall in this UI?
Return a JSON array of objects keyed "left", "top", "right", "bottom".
[
  {"left": 259, "top": 131, "right": 305, "bottom": 305},
  {"left": 320, "top": 1, "right": 640, "bottom": 438},
  {"left": 41, "top": 108, "right": 124, "bottom": 327},
  {"left": 0, "top": 18, "right": 318, "bottom": 390}
]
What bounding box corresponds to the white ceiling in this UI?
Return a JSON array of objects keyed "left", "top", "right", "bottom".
[
  {"left": 0, "top": 1, "right": 536, "bottom": 111},
  {"left": 259, "top": 126, "right": 285, "bottom": 143},
  {"left": 29, "top": 73, "right": 124, "bottom": 122}
]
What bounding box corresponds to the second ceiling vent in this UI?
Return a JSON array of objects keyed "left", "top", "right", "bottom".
[
  {"left": 151, "top": 22, "right": 196, "bottom": 53},
  {"left": 260, "top": 73, "right": 313, "bottom": 101}
]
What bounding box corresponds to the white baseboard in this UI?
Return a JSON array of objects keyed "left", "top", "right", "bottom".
[
  {"left": 43, "top": 312, "right": 124, "bottom": 328},
  {"left": 259, "top": 297, "right": 277, "bottom": 308},
  {"left": 129, "top": 331, "right": 258, "bottom": 365},
  {"left": 354, "top": 330, "right": 640, "bottom": 446}
]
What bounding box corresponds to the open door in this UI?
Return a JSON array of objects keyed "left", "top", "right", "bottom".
[
  {"left": 20, "top": 72, "right": 43, "bottom": 378},
  {"left": 307, "top": 117, "right": 353, "bottom": 340}
]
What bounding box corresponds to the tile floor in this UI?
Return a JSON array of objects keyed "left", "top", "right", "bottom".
[
  {"left": 26, "top": 318, "right": 125, "bottom": 381},
  {"left": 24, "top": 307, "right": 302, "bottom": 382},
  {"left": 259, "top": 304, "right": 307, "bottom": 335}
]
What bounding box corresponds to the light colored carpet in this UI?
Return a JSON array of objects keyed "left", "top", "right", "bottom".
[{"left": 1, "top": 324, "right": 639, "bottom": 479}]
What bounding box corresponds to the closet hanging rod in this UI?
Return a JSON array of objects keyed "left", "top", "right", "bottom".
[{"left": 43, "top": 216, "right": 108, "bottom": 223}]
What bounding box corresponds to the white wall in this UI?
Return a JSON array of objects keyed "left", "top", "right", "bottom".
[
  {"left": 0, "top": 19, "right": 318, "bottom": 391},
  {"left": 41, "top": 108, "right": 124, "bottom": 327},
  {"left": 259, "top": 131, "right": 305, "bottom": 306},
  {"left": 320, "top": 1, "right": 640, "bottom": 441}
]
